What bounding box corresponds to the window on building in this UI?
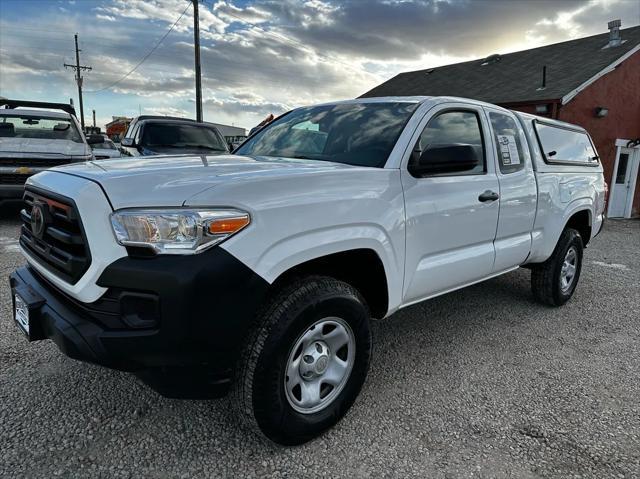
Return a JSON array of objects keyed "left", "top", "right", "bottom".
[{"left": 616, "top": 153, "right": 629, "bottom": 184}]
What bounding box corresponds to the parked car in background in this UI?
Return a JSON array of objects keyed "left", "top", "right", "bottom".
[
  {"left": 0, "top": 100, "right": 101, "bottom": 206},
  {"left": 226, "top": 135, "right": 248, "bottom": 151},
  {"left": 90, "top": 135, "right": 121, "bottom": 160},
  {"left": 10, "top": 96, "right": 605, "bottom": 445},
  {"left": 119, "top": 116, "right": 229, "bottom": 156}
]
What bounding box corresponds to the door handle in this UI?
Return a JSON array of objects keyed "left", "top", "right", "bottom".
[{"left": 478, "top": 190, "right": 499, "bottom": 202}]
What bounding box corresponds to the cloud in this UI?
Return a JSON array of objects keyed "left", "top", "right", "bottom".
[
  {"left": 143, "top": 106, "right": 189, "bottom": 117},
  {"left": 98, "top": 0, "right": 228, "bottom": 34},
  {"left": 1, "top": 0, "right": 638, "bottom": 130},
  {"left": 96, "top": 14, "right": 116, "bottom": 22},
  {"left": 526, "top": 0, "right": 640, "bottom": 44},
  {"left": 213, "top": 1, "right": 272, "bottom": 24},
  {"left": 203, "top": 92, "right": 290, "bottom": 118}
]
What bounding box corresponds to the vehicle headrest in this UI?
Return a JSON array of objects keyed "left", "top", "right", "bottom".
[{"left": 0, "top": 123, "right": 15, "bottom": 136}]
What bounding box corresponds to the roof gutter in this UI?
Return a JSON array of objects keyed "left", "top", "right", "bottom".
[{"left": 561, "top": 42, "right": 640, "bottom": 105}]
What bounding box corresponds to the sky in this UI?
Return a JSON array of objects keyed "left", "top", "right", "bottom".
[{"left": 0, "top": 0, "right": 638, "bottom": 131}]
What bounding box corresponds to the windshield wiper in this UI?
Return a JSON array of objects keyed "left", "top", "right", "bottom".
[{"left": 179, "top": 144, "right": 227, "bottom": 151}]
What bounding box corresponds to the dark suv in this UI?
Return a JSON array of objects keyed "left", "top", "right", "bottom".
[{"left": 120, "top": 116, "right": 229, "bottom": 156}]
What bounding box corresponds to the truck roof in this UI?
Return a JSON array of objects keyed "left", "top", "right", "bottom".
[
  {"left": 132, "top": 115, "right": 195, "bottom": 123},
  {"left": 513, "top": 110, "right": 589, "bottom": 133},
  {"left": 314, "top": 95, "right": 514, "bottom": 111},
  {"left": 1, "top": 99, "right": 76, "bottom": 117},
  {"left": 0, "top": 108, "right": 72, "bottom": 119},
  {"left": 322, "top": 96, "right": 588, "bottom": 133}
]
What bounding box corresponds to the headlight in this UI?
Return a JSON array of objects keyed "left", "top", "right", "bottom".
[{"left": 110, "top": 209, "right": 250, "bottom": 254}]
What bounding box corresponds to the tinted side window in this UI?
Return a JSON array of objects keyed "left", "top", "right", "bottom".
[
  {"left": 134, "top": 124, "right": 143, "bottom": 144},
  {"left": 535, "top": 122, "right": 598, "bottom": 165},
  {"left": 489, "top": 112, "right": 525, "bottom": 174},
  {"left": 124, "top": 121, "right": 136, "bottom": 139},
  {"left": 413, "top": 110, "right": 485, "bottom": 176}
]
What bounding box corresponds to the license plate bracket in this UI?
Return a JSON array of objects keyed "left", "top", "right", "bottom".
[{"left": 12, "top": 283, "right": 46, "bottom": 341}]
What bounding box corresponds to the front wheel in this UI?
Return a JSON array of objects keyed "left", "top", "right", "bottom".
[
  {"left": 233, "top": 276, "right": 372, "bottom": 445},
  {"left": 531, "top": 228, "right": 584, "bottom": 306}
]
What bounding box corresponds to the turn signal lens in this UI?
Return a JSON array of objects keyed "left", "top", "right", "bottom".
[{"left": 207, "top": 216, "right": 250, "bottom": 235}]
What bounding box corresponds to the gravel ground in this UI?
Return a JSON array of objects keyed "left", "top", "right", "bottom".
[{"left": 0, "top": 209, "right": 638, "bottom": 478}]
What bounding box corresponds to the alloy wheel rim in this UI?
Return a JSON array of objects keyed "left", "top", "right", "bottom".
[
  {"left": 284, "top": 317, "right": 355, "bottom": 414},
  {"left": 560, "top": 246, "right": 578, "bottom": 292}
]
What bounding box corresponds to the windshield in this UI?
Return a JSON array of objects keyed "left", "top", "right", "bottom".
[
  {"left": 142, "top": 123, "right": 228, "bottom": 151},
  {"left": 0, "top": 114, "right": 82, "bottom": 142},
  {"left": 91, "top": 140, "right": 116, "bottom": 150},
  {"left": 235, "top": 102, "right": 419, "bottom": 167}
]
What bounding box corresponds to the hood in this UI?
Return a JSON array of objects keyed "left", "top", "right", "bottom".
[
  {"left": 49, "top": 154, "right": 355, "bottom": 209},
  {"left": 91, "top": 148, "right": 121, "bottom": 159},
  {"left": 0, "top": 138, "right": 90, "bottom": 159}
]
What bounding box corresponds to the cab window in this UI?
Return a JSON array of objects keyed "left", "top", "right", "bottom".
[{"left": 409, "top": 110, "right": 485, "bottom": 177}]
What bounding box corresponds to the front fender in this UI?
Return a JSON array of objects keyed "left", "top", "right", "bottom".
[
  {"left": 223, "top": 224, "right": 403, "bottom": 314},
  {"left": 188, "top": 167, "right": 406, "bottom": 312}
]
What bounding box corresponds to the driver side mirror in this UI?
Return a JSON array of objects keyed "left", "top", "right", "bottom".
[
  {"left": 121, "top": 137, "right": 135, "bottom": 147},
  {"left": 409, "top": 143, "right": 480, "bottom": 177}
]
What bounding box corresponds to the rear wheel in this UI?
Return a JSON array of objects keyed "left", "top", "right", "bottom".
[
  {"left": 233, "top": 276, "right": 372, "bottom": 445},
  {"left": 531, "top": 228, "right": 584, "bottom": 306}
]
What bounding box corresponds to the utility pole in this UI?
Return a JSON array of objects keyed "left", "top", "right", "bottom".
[
  {"left": 92, "top": 109, "right": 96, "bottom": 128},
  {"left": 192, "top": 0, "right": 203, "bottom": 122},
  {"left": 64, "top": 34, "right": 92, "bottom": 130}
]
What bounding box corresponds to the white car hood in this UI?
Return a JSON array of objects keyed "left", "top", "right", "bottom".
[
  {"left": 48, "top": 154, "right": 355, "bottom": 209},
  {"left": 0, "top": 137, "right": 90, "bottom": 158},
  {"left": 91, "top": 148, "right": 121, "bottom": 158}
]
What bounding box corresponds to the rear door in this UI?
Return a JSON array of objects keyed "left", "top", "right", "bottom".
[
  {"left": 483, "top": 107, "right": 537, "bottom": 270},
  {"left": 401, "top": 102, "right": 500, "bottom": 304},
  {"left": 609, "top": 147, "right": 638, "bottom": 218}
]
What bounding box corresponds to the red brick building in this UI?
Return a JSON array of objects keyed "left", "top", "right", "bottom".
[
  {"left": 105, "top": 116, "right": 132, "bottom": 142},
  {"left": 362, "top": 22, "right": 640, "bottom": 217}
]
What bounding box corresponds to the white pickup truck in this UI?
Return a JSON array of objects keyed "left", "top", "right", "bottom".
[{"left": 10, "top": 96, "right": 605, "bottom": 445}]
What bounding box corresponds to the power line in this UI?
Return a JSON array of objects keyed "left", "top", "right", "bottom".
[
  {"left": 64, "top": 34, "right": 92, "bottom": 129},
  {"left": 85, "top": 2, "right": 192, "bottom": 94}
]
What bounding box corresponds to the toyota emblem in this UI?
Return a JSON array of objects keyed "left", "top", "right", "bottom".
[{"left": 30, "top": 203, "right": 46, "bottom": 238}]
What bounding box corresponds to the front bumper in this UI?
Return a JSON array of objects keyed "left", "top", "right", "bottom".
[{"left": 9, "top": 247, "right": 270, "bottom": 396}]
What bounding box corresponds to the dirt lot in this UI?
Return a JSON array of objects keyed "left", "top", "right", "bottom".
[{"left": 1, "top": 212, "right": 639, "bottom": 478}]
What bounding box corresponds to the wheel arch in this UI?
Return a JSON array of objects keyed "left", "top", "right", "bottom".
[
  {"left": 270, "top": 248, "right": 390, "bottom": 319},
  {"left": 564, "top": 208, "right": 592, "bottom": 246},
  {"left": 528, "top": 200, "right": 594, "bottom": 264}
]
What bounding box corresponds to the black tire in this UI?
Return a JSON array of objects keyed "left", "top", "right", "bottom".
[
  {"left": 531, "top": 228, "right": 584, "bottom": 306},
  {"left": 232, "top": 276, "right": 372, "bottom": 445}
]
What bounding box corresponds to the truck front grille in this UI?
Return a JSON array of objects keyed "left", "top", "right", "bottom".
[
  {"left": 0, "top": 158, "right": 70, "bottom": 167},
  {"left": 19, "top": 187, "right": 91, "bottom": 285},
  {"left": 0, "top": 174, "right": 30, "bottom": 185}
]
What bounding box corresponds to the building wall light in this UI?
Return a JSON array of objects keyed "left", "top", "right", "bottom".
[
  {"left": 535, "top": 104, "right": 549, "bottom": 114},
  {"left": 595, "top": 107, "right": 609, "bottom": 118}
]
